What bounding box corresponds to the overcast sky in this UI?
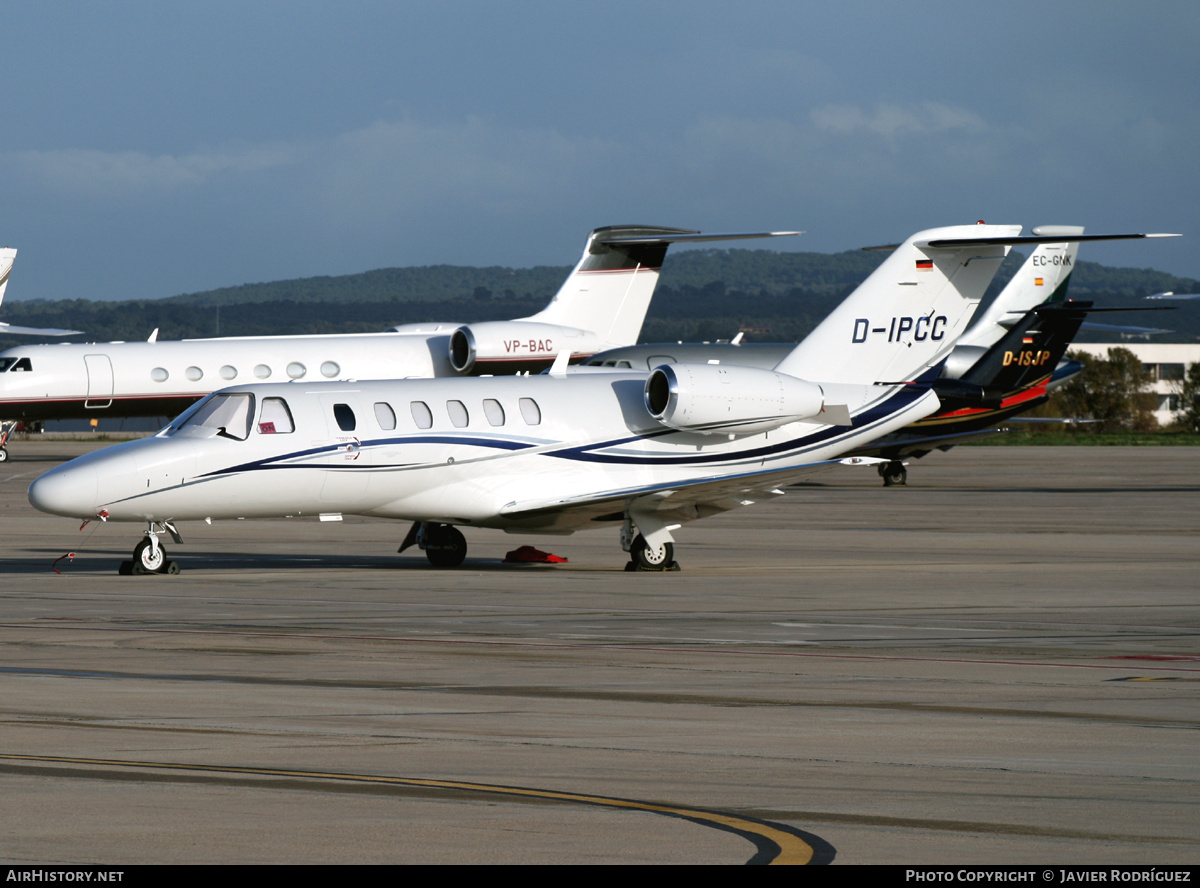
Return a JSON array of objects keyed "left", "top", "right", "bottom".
[{"left": 1, "top": 1, "right": 1197, "bottom": 303}]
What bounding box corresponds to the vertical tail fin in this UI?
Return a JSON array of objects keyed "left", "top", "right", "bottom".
[
  {"left": 955, "top": 302, "right": 1089, "bottom": 396},
  {"left": 774, "top": 224, "right": 1020, "bottom": 385},
  {"left": 524, "top": 226, "right": 800, "bottom": 349},
  {"left": 956, "top": 225, "right": 1083, "bottom": 350},
  {"left": 0, "top": 248, "right": 17, "bottom": 310}
]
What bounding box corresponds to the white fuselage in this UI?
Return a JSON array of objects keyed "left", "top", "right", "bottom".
[
  {"left": 0, "top": 330, "right": 456, "bottom": 422},
  {"left": 28, "top": 373, "right": 939, "bottom": 533}
]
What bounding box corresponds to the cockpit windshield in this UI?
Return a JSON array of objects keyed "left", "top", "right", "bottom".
[
  {"left": 0, "top": 356, "right": 32, "bottom": 372},
  {"left": 166, "top": 392, "right": 255, "bottom": 440}
]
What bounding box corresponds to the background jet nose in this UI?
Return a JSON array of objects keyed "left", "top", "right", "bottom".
[{"left": 28, "top": 464, "right": 99, "bottom": 517}]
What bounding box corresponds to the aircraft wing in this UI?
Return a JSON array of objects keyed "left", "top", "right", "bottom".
[
  {"left": 497, "top": 457, "right": 853, "bottom": 531},
  {"left": 0, "top": 321, "right": 83, "bottom": 336}
]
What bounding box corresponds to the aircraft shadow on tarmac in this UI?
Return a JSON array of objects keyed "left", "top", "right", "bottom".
[{"left": 4, "top": 550, "right": 586, "bottom": 575}]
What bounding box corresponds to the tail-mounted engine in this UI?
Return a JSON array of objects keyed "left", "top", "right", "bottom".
[
  {"left": 448, "top": 322, "right": 603, "bottom": 375},
  {"left": 644, "top": 363, "right": 828, "bottom": 435}
]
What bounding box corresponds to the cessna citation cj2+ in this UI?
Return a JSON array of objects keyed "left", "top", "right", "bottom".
[
  {"left": 0, "top": 226, "right": 796, "bottom": 461},
  {"left": 32, "top": 223, "right": 1028, "bottom": 574}
]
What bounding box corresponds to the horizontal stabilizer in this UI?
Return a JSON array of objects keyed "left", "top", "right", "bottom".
[
  {"left": 917, "top": 232, "right": 1179, "bottom": 249},
  {"left": 1145, "top": 291, "right": 1200, "bottom": 301},
  {"left": 601, "top": 230, "right": 802, "bottom": 245}
]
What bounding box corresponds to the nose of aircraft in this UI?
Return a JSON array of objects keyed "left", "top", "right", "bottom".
[{"left": 29, "top": 462, "right": 99, "bottom": 518}]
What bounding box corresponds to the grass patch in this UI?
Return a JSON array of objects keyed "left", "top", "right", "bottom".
[{"left": 961, "top": 430, "right": 1200, "bottom": 446}]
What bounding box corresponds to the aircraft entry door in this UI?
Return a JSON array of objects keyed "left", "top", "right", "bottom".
[{"left": 84, "top": 355, "right": 114, "bottom": 408}]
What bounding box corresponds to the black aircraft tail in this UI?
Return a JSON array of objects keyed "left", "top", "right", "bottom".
[{"left": 931, "top": 302, "right": 1091, "bottom": 410}]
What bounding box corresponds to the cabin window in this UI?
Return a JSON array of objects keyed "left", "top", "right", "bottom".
[
  {"left": 333, "top": 403, "right": 356, "bottom": 432},
  {"left": 410, "top": 401, "right": 433, "bottom": 429},
  {"left": 175, "top": 392, "right": 255, "bottom": 440},
  {"left": 647, "top": 355, "right": 676, "bottom": 369},
  {"left": 254, "top": 364, "right": 272, "bottom": 379},
  {"left": 374, "top": 402, "right": 397, "bottom": 430},
  {"left": 321, "top": 361, "right": 340, "bottom": 378},
  {"left": 519, "top": 397, "right": 541, "bottom": 426},
  {"left": 447, "top": 400, "right": 469, "bottom": 428},
  {"left": 8, "top": 357, "right": 32, "bottom": 372},
  {"left": 186, "top": 366, "right": 204, "bottom": 381},
  {"left": 151, "top": 367, "right": 169, "bottom": 382},
  {"left": 483, "top": 398, "right": 505, "bottom": 426},
  {"left": 287, "top": 362, "right": 307, "bottom": 379},
  {"left": 220, "top": 365, "right": 238, "bottom": 380},
  {"left": 258, "top": 397, "right": 295, "bottom": 434}
]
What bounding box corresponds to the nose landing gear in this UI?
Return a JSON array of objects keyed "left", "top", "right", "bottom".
[{"left": 119, "top": 522, "right": 183, "bottom": 575}]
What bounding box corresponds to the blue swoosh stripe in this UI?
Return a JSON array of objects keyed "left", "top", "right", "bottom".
[{"left": 545, "top": 386, "right": 926, "bottom": 466}]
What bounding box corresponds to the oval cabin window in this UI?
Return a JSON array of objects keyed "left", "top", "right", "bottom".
[
  {"left": 410, "top": 401, "right": 433, "bottom": 429},
  {"left": 519, "top": 397, "right": 541, "bottom": 426},
  {"left": 447, "top": 400, "right": 469, "bottom": 428}
]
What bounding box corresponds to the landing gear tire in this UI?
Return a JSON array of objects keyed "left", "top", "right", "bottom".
[
  {"left": 132, "top": 538, "right": 165, "bottom": 575},
  {"left": 630, "top": 534, "right": 675, "bottom": 571},
  {"left": 0, "top": 446, "right": 8, "bottom": 463},
  {"left": 425, "top": 526, "right": 467, "bottom": 568},
  {"left": 880, "top": 461, "right": 907, "bottom": 487}
]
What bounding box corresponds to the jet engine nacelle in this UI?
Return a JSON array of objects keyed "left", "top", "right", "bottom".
[
  {"left": 448, "top": 322, "right": 603, "bottom": 374},
  {"left": 644, "top": 363, "right": 827, "bottom": 435}
]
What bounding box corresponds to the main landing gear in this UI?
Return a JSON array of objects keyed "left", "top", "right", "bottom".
[
  {"left": 626, "top": 533, "right": 678, "bottom": 572},
  {"left": 878, "top": 460, "right": 908, "bottom": 487},
  {"left": 622, "top": 509, "right": 680, "bottom": 572},
  {"left": 119, "top": 522, "right": 183, "bottom": 575},
  {"left": 398, "top": 522, "right": 468, "bottom": 568}
]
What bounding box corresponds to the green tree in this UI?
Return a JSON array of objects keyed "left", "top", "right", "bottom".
[
  {"left": 1172, "top": 362, "right": 1200, "bottom": 432},
  {"left": 1050, "top": 348, "right": 1158, "bottom": 432}
]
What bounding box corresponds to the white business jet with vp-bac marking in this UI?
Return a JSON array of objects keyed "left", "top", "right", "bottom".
[
  {"left": 32, "top": 223, "right": 1030, "bottom": 574},
  {"left": 0, "top": 226, "right": 796, "bottom": 462}
]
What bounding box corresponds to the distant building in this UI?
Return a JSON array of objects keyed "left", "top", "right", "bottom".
[{"left": 1069, "top": 343, "right": 1200, "bottom": 426}]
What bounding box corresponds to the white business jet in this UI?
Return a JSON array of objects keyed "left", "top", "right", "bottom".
[
  {"left": 33, "top": 223, "right": 1029, "bottom": 574},
  {"left": 0, "top": 225, "right": 796, "bottom": 462}
]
